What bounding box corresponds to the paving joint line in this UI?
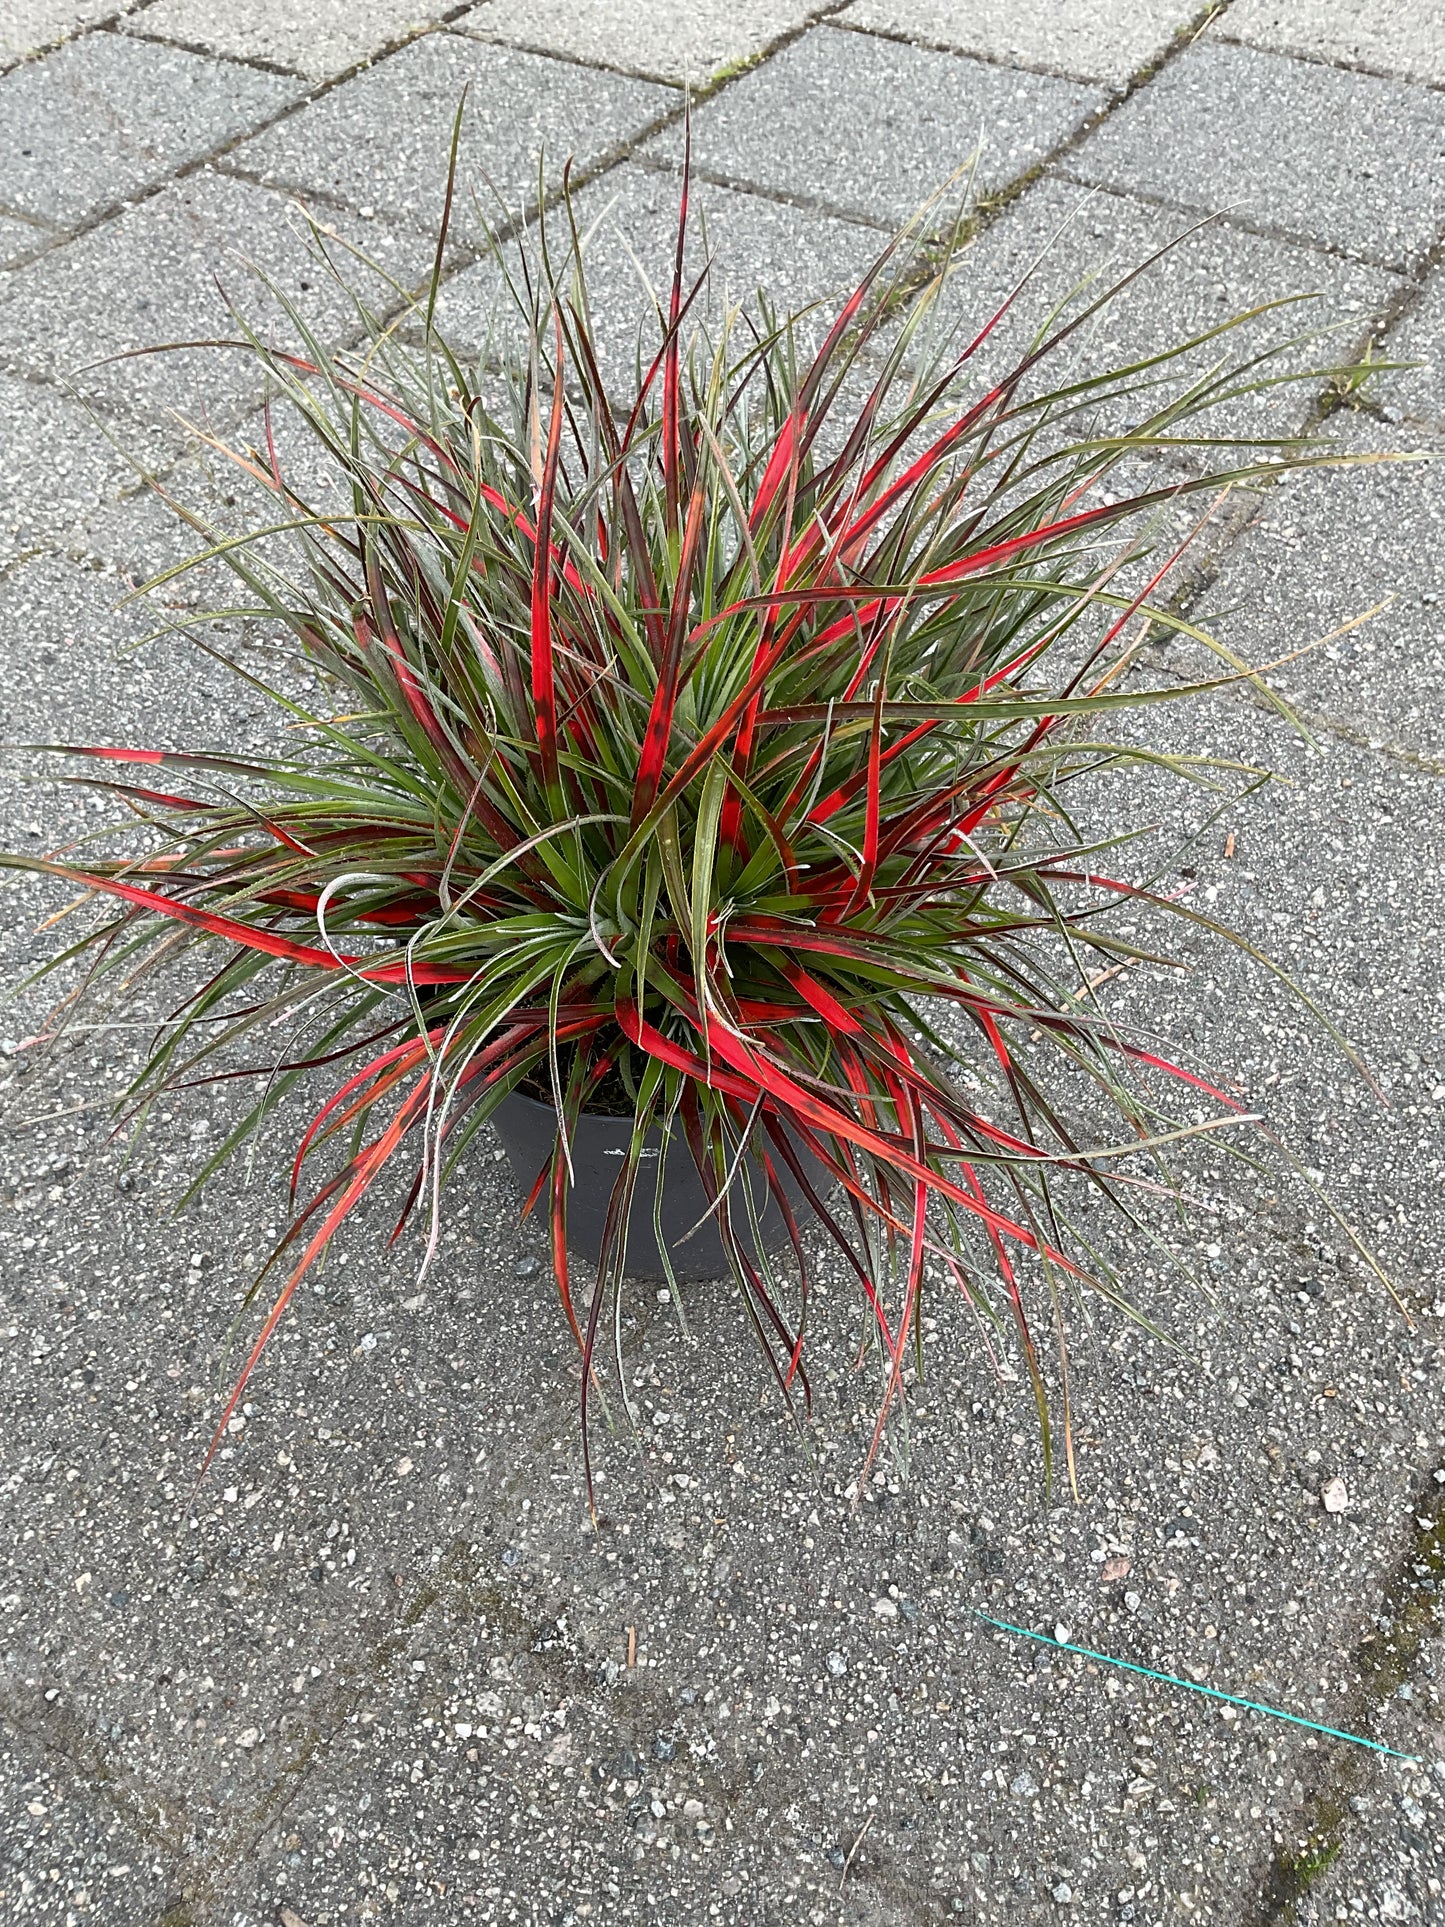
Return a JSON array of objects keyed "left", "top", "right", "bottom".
[
  {"left": 1242, "top": 1455, "right": 1445, "bottom": 1925},
  {"left": 1355, "top": 402, "right": 1445, "bottom": 443},
  {"left": 1209, "top": 27, "right": 1445, "bottom": 99},
  {"left": 445, "top": 0, "right": 851, "bottom": 98},
  {"left": 111, "top": 19, "right": 324, "bottom": 81},
  {"left": 1035, "top": 170, "right": 1422, "bottom": 292},
  {"left": 1275, "top": 709, "right": 1445, "bottom": 783},
  {"left": 0, "top": 0, "right": 166, "bottom": 77},
  {"left": 627, "top": 153, "right": 900, "bottom": 236},
  {"left": 0, "top": 5, "right": 490, "bottom": 273},
  {"left": 1143, "top": 626, "right": 1445, "bottom": 783},
  {"left": 824, "top": 12, "right": 1118, "bottom": 92},
  {"left": 1047, "top": 166, "right": 1426, "bottom": 282},
  {"left": 442, "top": 23, "right": 685, "bottom": 93},
  {"left": 0, "top": 1680, "right": 193, "bottom": 1864}
]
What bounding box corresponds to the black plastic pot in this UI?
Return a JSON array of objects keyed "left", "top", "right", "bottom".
[{"left": 491, "top": 1089, "right": 829, "bottom": 1283}]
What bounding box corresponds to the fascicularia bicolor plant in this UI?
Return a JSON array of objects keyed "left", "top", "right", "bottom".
[{"left": 5, "top": 152, "right": 1394, "bottom": 1499}]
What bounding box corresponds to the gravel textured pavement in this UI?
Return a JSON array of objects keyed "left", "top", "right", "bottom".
[{"left": 1, "top": 3, "right": 1443, "bottom": 1926}]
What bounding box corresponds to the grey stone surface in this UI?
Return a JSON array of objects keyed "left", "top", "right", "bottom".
[
  {"left": 3, "top": 10, "right": 1445, "bottom": 1922},
  {"left": 127, "top": 0, "right": 444, "bottom": 83},
  {"left": 1218, "top": 0, "right": 1445, "bottom": 89},
  {"left": 0, "top": 632, "right": 1441, "bottom": 1919},
  {"left": 653, "top": 24, "right": 1106, "bottom": 229},
  {"left": 228, "top": 31, "right": 676, "bottom": 236},
  {"left": 836, "top": 0, "right": 1193, "bottom": 89},
  {"left": 0, "top": 31, "right": 300, "bottom": 229},
  {"left": 428, "top": 160, "right": 885, "bottom": 382},
  {"left": 0, "top": 552, "right": 270, "bottom": 747},
  {"left": 894, "top": 176, "right": 1402, "bottom": 457},
  {"left": 1194, "top": 424, "right": 1445, "bottom": 764},
  {"left": 0, "top": 213, "right": 56, "bottom": 268},
  {"left": 457, "top": 0, "right": 811, "bottom": 86},
  {"left": 1066, "top": 41, "right": 1445, "bottom": 272},
  {"left": 76, "top": 389, "right": 376, "bottom": 597},
  {"left": 1379, "top": 269, "right": 1445, "bottom": 434},
  {"left": 0, "top": 372, "right": 179, "bottom": 570},
  {"left": 0, "top": 0, "right": 138, "bottom": 62},
  {"left": 1311, "top": 1650, "right": 1445, "bottom": 1924},
  {"left": 0, "top": 170, "right": 433, "bottom": 431}
]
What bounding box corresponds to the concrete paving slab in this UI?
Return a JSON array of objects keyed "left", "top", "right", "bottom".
[
  {"left": 1378, "top": 270, "right": 1445, "bottom": 436},
  {"left": 456, "top": 0, "right": 812, "bottom": 87},
  {"left": 427, "top": 160, "right": 885, "bottom": 384},
  {"left": 228, "top": 31, "right": 677, "bottom": 237},
  {"left": 0, "top": 372, "right": 179, "bottom": 571},
  {"left": 1, "top": 521, "right": 1442, "bottom": 1923},
  {"left": 0, "top": 31, "right": 301, "bottom": 229},
  {"left": 1065, "top": 42, "right": 1445, "bottom": 273},
  {"left": 0, "top": 170, "right": 433, "bottom": 431},
  {"left": 1217, "top": 0, "right": 1445, "bottom": 90},
  {"left": 892, "top": 176, "right": 1402, "bottom": 458},
  {"left": 74, "top": 388, "right": 390, "bottom": 603},
  {"left": 126, "top": 0, "right": 445, "bottom": 84},
  {"left": 0, "top": 214, "right": 59, "bottom": 268},
  {"left": 650, "top": 24, "right": 1106, "bottom": 230},
  {"left": 0, "top": 1722, "right": 177, "bottom": 1927},
  {"left": 0, "top": 0, "right": 138, "bottom": 63},
  {"left": 1193, "top": 423, "right": 1445, "bottom": 767},
  {"left": 2, "top": 19, "right": 1445, "bottom": 1926},
  {"left": 1311, "top": 1671, "right": 1445, "bottom": 1924},
  {"left": 834, "top": 0, "right": 1194, "bottom": 89}
]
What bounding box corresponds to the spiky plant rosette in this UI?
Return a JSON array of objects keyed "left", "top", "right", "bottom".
[{"left": 6, "top": 169, "right": 1392, "bottom": 1495}]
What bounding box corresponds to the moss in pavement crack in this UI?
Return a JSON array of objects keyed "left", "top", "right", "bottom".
[{"left": 1249, "top": 1463, "right": 1444, "bottom": 1924}]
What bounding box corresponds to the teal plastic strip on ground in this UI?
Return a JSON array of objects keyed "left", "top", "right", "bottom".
[{"left": 974, "top": 1612, "right": 1419, "bottom": 1762}]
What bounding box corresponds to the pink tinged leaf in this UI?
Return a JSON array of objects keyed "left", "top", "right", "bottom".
[
  {"left": 30, "top": 861, "right": 472, "bottom": 983},
  {"left": 530, "top": 337, "right": 567, "bottom": 799},
  {"left": 662, "top": 118, "right": 691, "bottom": 536},
  {"left": 630, "top": 478, "right": 710, "bottom": 827}
]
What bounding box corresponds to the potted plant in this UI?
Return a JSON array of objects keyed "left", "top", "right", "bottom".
[{"left": 4, "top": 162, "right": 1388, "bottom": 1497}]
